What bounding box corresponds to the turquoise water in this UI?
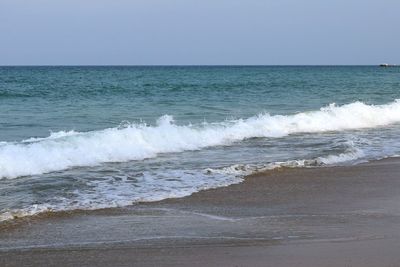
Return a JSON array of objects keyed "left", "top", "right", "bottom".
[{"left": 1, "top": 66, "right": 400, "bottom": 220}]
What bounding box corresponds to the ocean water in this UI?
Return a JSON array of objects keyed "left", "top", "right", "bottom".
[{"left": 1, "top": 66, "right": 400, "bottom": 220}]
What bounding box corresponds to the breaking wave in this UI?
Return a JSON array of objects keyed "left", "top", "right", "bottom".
[{"left": 1, "top": 100, "right": 400, "bottom": 179}]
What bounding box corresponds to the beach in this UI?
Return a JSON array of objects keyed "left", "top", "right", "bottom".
[
  {"left": 1, "top": 157, "right": 400, "bottom": 266},
  {"left": 2, "top": 0, "right": 400, "bottom": 265}
]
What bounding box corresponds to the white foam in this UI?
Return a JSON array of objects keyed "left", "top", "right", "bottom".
[
  {"left": 0, "top": 170, "right": 244, "bottom": 222},
  {"left": 1, "top": 100, "right": 400, "bottom": 179},
  {"left": 0, "top": 146, "right": 369, "bottom": 222},
  {"left": 207, "top": 142, "right": 365, "bottom": 177}
]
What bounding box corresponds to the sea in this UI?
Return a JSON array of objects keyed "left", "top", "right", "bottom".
[{"left": 1, "top": 65, "right": 400, "bottom": 221}]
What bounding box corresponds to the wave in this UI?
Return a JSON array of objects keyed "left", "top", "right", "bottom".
[
  {"left": 0, "top": 169, "right": 244, "bottom": 222},
  {"left": 206, "top": 141, "right": 366, "bottom": 176},
  {"left": 1, "top": 100, "right": 400, "bottom": 179},
  {"left": 0, "top": 91, "right": 33, "bottom": 98},
  {"left": 0, "top": 147, "right": 368, "bottom": 222}
]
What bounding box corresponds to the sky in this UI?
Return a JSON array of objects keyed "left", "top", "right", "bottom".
[{"left": 0, "top": 0, "right": 399, "bottom": 65}]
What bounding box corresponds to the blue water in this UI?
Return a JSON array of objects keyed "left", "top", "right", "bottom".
[{"left": 1, "top": 66, "right": 400, "bottom": 220}]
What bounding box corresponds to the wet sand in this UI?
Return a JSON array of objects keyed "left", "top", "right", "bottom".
[{"left": 2, "top": 158, "right": 400, "bottom": 266}]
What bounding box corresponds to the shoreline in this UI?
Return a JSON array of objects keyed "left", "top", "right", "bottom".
[
  {"left": 0, "top": 158, "right": 383, "bottom": 227},
  {"left": 2, "top": 158, "right": 400, "bottom": 266}
]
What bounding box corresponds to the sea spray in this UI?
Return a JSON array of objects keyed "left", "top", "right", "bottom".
[{"left": 1, "top": 100, "right": 400, "bottom": 179}]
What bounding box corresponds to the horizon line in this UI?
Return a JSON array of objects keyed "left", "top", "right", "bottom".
[{"left": 0, "top": 64, "right": 390, "bottom": 67}]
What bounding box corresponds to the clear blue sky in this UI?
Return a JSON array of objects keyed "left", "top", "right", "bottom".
[{"left": 0, "top": 0, "right": 399, "bottom": 65}]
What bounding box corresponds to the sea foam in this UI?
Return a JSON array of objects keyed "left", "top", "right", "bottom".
[{"left": 1, "top": 100, "right": 400, "bottom": 179}]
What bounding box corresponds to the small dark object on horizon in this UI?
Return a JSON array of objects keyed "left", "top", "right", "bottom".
[{"left": 380, "top": 63, "right": 397, "bottom": 67}]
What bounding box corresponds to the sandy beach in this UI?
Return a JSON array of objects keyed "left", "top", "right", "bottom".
[
  {"left": 2, "top": 0, "right": 400, "bottom": 265},
  {"left": 2, "top": 158, "right": 400, "bottom": 266}
]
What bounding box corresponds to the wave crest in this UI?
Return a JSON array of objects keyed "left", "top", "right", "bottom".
[{"left": 1, "top": 100, "right": 400, "bottom": 179}]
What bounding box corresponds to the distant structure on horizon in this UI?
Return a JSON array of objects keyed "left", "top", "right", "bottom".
[{"left": 379, "top": 63, "right": 397, "bottom": 67}]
